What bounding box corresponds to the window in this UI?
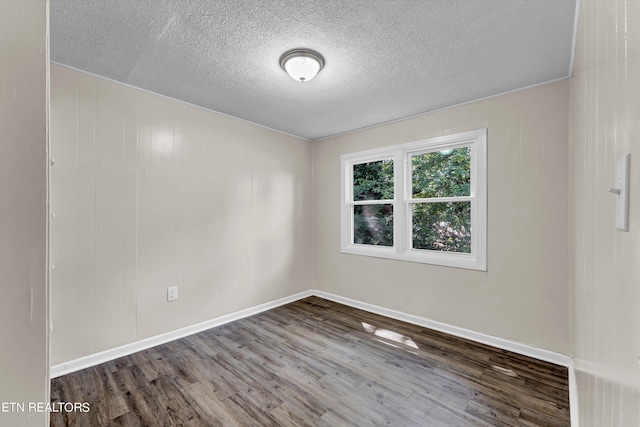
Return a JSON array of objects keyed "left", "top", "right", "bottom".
[
  {"left": 352, "top": 158, "right": 394, "bottom": 246},
  {"left": 341, "top": 129, "right": 487, "bottom": 270}
]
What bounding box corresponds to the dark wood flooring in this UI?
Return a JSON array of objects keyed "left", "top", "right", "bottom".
[{"left": 50, "top": 296, "right": 570, "bottom": 426}]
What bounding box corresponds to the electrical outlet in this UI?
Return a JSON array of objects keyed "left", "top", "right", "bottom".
[{"left": 167, "top": 286, "right": 178, "bottom": 302}]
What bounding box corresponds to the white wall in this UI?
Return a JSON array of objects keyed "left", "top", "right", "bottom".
[
  {"left": 50, "top": 65, "right": 312, "bottom": 365},
  {"left": 0, "top": 0, "right": 49, "bottom": 426},
  {"left": 570, "top": 0, "right": 640, "bottom": 424},
  {"left": 313, "top": 80, "right": 570, "bottom": 355}
]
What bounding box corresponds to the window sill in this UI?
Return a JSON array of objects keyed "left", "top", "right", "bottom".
[{"left": 340, "top": 245, "right": 487, "bottom": 271}]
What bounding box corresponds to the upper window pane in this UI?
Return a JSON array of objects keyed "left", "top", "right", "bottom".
[
  {"left": 412, "top": 147, "right": 470, "bottom": 198},
  {"left": 353, "top": 159, "right": 394, "bottom": 201}
]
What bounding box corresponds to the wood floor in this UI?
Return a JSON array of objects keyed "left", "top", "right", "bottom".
[{"left": 50, "top": 297, "right": 570, "bottom": 426}]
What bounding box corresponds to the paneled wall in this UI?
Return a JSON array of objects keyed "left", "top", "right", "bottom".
[
  {"left": 50, "top": 65, "right": 312, "bottom": 365},
  {"left": 570, "top": 0, "right": 640, "bottom": 424},
  {"left": 313, "top": 80, "right": 570, "bottom": 355},
  {"left": 0, "top": 0, "right": 49, "bottom": 426}
]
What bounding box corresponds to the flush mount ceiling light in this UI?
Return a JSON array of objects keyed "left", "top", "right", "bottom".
[{"left": 279, "top": 48, "right": 325, "bottom": 82}]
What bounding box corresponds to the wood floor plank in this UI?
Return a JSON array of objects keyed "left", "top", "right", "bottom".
[
  {"left": 178, "top": 381, "right": 242, "bottom": 427},
  {"left": 51, "top": 296, "right": 570, "bottom": 426}
]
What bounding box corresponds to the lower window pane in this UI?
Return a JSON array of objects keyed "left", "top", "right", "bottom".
[
  {"left": 354, "top": 204, "right": 393, "bottom": 246},
  {"left": 412, "top": 202, "right": 471, "bottom": 253}
]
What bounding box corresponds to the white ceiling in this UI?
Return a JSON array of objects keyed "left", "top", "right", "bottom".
[{"left": 51, "top": 0, "right": 578, "bottom": 141}]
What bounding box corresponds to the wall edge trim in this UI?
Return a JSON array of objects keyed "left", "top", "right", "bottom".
[
  {"left": 312, "top": 290, "right": 571, "bottom": 367},
  {"left": 568, "top": 0, "right": 581, "bottom": 78},
  {"left": 50, "top": 290, "right": 313, "bottom": 378},
  {"left": 568, "top": 360, "right": 580, "bottom": 427}
]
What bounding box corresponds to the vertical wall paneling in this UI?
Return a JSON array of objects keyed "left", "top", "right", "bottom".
[
  {"left": 312, "top": 80, "right": 570, "bottom": 355},
  {"left": 122, "top": 81, "right": 138, "bottom": 345},
  {"left": 147, "top": 96, "right": 174, "bottom": 337},
  {"left": 135, "top": 92, "right": 152, "bottom": 340},
  {"left": 570, "top": 0, "right": 640, "bottom": 425},
  {"left": 172, "top": 106, "right": 186, "bottom": 331},
  {"left": 76, "top": 73, "right": 97, "bottom": 356},
  {"left": 50, "top": 66, "right": 78, "bottom": 363},
  {"left": 199, "top": 109, "right": 223, "bottom": 320},
  {"left": 50, "top": 65, "right": 313, "bottom": 365},
  {"left": 0, "top": 0, "right": 49, "bottom": 426},
  {"left": 181, "top": 108, "right": 205, "bottom": 327},
  {"left": 93, "top": 79, "right": 127, "bottom": 352}
]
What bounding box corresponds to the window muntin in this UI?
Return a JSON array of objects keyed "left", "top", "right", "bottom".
[{"left": 341, "top": 129, "right": 486, "bottom": 270}]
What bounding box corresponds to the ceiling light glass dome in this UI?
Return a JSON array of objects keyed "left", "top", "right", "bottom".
[{"left": 280, "top": 49, "right": 325, "bottom": 82}]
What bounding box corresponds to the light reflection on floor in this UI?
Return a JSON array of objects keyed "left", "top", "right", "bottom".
[
  {"left": 491, "top": 365, "right": 518, "bottom": 377},
  {"left": 361, "top": 322, "right": 419, "bottom": 353}
]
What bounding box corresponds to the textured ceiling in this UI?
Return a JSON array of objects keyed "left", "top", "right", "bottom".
[{"left": 51, "top": 0, "right": 578, "bottom": 140}]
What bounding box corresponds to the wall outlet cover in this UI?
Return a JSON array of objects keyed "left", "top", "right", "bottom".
[{"left": 167, "top": 286, "right": 178, "bottom": 302}]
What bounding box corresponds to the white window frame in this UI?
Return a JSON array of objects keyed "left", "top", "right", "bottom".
[{"left": 341, "top": 129, "right": 487, "bottom": 271}]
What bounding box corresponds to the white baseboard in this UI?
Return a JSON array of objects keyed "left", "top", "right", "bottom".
[
  {"left": 51, "top": 288, "right": 571, "bottom": 377},
  {"left": 50, "top": 290, "right": 313, "bottom": 378},
  {"left": 312, "top": 290, "right": 571, "bottom": 367}
]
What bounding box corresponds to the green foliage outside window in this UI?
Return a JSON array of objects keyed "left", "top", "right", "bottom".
[
  {"left": 412, "top": 148, "right": 471, "bottom": 253},
  {"left": 412, "top": 148, "right": 470, "bottom": 198},
  {"left": 353, "top": 160, "right": 394, "bottom": 201},
  {"left": 353, "top": 160, "right": 394, "bottom": 246},
  {"left": 412, "top": 202, "right": 471, "bottom": 253},
  {"left": 351, "top": 149, "right": 472, "bottom": 253},
  {"left": 354, "top": 204, "right": 393, "bottom": 246}
]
